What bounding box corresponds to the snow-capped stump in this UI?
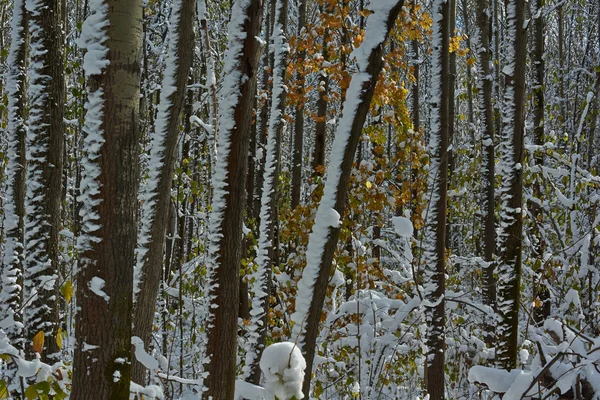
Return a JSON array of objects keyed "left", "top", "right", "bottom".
[{"left": 259, "top": 342, "right": 306, "bottom": 400}]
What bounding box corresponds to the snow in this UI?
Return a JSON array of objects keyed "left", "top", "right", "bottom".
[
  {"left": 392, "top": 216, "right": 414, "bottom": 237},
  {"left": 88, "top": 276, "right": 110, "bottom": 302},
  {"left": 259, "top": 342, "right": 306, "bottom": 400},
  {"left": 75, "top": 0, "right": 109, "bottom": 75},
  {"left": 132, "top": 336, "right": 160, "bottom": 370},
  {"left": 291, "top": 0, "right": 400, "bottom": 348}
]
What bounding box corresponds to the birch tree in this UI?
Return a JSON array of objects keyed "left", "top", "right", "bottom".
[
  {"left": 132, "top": 0, "right": 195, "bottom": 384},
  {"left": 290, "top": 1, "right": 405, "bottom": 395},
  {"left": 496, "top": 0, "right": 527, "bottom": 370},
  {"left": 71, "top": 0, "right": 142, "bottom": 397},
  {"left": 23, "top": 0, "right": 65, "bottom": 360}
]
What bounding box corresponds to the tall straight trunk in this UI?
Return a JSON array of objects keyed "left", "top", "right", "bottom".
[
  {"left": 313, "top": 2, "right": 330, "bottom": 175},
  {"left": 202, "top": 0, "right": 264, "bottom": 396},
  {"left": 496, "top": 0, "right": 527, "bottom": 370},
  {"left": 530, "top": 0, "right": 549, "bottom": 323},
  {"left": 290, "top": 2, "right": 405, "bottom": 396},
  {"left": 1, "top": 0, "right": 28, "bottom": 343},
  {"left": 243, "top": 0, "right": 288, "bottom": 383},
  {"left": 291, "top": 0, "right": 307, "bottom": 208},
  {"left": 423, "top": 0, "right": 449, "bottom": 398},
  {"left": 132, "top": 0, "right": 195, "bottom": 384},
  {"left": 446, "top": 0, "right": 456, "bottom": 252},
  {"left": 410, "top": 1, "right": 420, "bottom": 214},
  {"left": 23, "top": 0, "right": 65, "bottom": 361},
  {"left": 476, "top": 0, "right": 497, "bottom": 344},
  {"left": 254, "top": 0, "right": 273, "bottom": 221},
  {"left": 71, "top": 0, "right": 142, "bottom": 398}
]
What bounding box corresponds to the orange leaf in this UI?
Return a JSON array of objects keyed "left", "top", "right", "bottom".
[{"left": 32, "top": 331, "right": 44, "bottom": 354}]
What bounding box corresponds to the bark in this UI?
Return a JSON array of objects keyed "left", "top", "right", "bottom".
[
  {"left": 446, "top": 0, "right": 456, "bottom": 252},
  {"left": 71, "top": 0, "right": 143, "bottom": 398},
  {"left": 496, "top": 0, "right": 527, "bottom": 370},
  {"left": 312, "top": 2, "right": 330, "bottom": 175},
  {"left": 132, "top": 0, "right": 195, "bottom": 384},
  {"left": 290, "top": 2, "right": 405, "bottom": 396},
  {"left": 476, "top": 0, "right": 497, "bottom": 344},
  {"left": 423, "top": 0, "right": 450, "bottom": 398},
  {"left": 1, "top": 0, "right": 28, "bottom": 343},
  {"left": 202, "top": 0, "right": 264, "bottom": 396},
  {"left": 291, "top": 0, "right": 307, "bottom": 209},
  {"left": 530, "top": 0, "right": 549, "bottom": 324},
  {"left": 23, "top": 0, "right": 65, "bottom": 361},
  {"left": 245, "top": 0, "right": 288, "bottom": 381}
]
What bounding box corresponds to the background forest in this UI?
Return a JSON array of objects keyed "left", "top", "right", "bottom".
[{"left": 0, "top": 0, "right": 599, "bottom": 399}]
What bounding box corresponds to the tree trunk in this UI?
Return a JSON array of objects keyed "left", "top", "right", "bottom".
[
  {"left": 423, "top": 0, "right": 450, "bottom": 398},
  {"left": 132, "top": 0, "right": 195, "bottom": 384},
  {"left": 290, "top": 2, "right": 405, "bottom": 396},
  {"left": 202, "top": 0, "right": 264, "bottom": 396},
  {"left": 23, "top": 0, "right": 65, "bottom": 361},
  {"left": 496, "top": 0, "right": 527, "bottom": 370},
  {"left": 291, "top": 0, "right": 307, "bottom": 208},
  {"left": 71, "top": 0, "right": 142, "bottom": 398},
  {"left": 312, "top": 2, "right": 330, "bottom": 176},
  {"left": 476, "top": 0, "right": 497, "bottom": 345},
  {"left": 1, "top": 0, "right": 28, "bottom": 344}
]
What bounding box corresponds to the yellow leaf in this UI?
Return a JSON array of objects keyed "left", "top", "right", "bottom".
[
  {"left": 61, "top": 281, "right": 74, "bottom": 303},
  {"left": 32, "top": 331, "right": 44, "bottom": 354},
  {"left": 366, "top": 181, "right": 373, "bottom": 189},
  {"left": 56, "top": 327, "right": 63, "bottom": 350},
  {"left": 0, "top": 379, "right": 8, "bottom": 399}
]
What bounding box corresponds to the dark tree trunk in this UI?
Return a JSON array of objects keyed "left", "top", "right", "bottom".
[
  {"left": 23, "top": 0, "right": 65, "bottom": 361},
  {"left": 496, "top": 0, "right": 527, "bottom": 370},
  {"left": 203, "top": 0, "right": 264, "bottom": 397},
  {"left": 294, "top": 2, "right": 405, "bottom": 396},
  {"left": 71, "top": 0, "right": 143, "bottom": 398},
  {"left": 131, "top": 0, "right": 195, "bottom": 384}
]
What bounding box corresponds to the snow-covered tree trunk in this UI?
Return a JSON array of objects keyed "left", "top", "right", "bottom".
[
  {"left": 290, "top": 0, "right": 306, "bottom": 209},
  {"left": 23, "top": 0, "right": 65, "bottom": 360},
  {"left": 132, "top": 0, "right": 195, "bottom": 384},
  {"left": 243, "top": 0, "right": 288, "bottom": 384},
  {"left": 71, "top": 0, "right": 142, "bottom": 398},
  {"left": 475, "top": 0, "right": 497, "bottom": 343},
  {"left": 201, "top": 0, "right": 264, "bottom": 397},
  {"left": 290, "top": 1, "right": 405, "bottom": 396},
  {"left": 1, "top": 0, "right": 28, "bottom": 343},
  {"left": 422, "top": 0, "right": 449, "bottom": 398},
  {"left": 496, "top": 0, "right": 527, "bottom": 370}
]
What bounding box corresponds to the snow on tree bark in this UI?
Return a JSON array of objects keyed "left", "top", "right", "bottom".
[
  {"left": 200, "top": 0, "right": 264, "bottom": 396},
  {"left": 1, "top": 0, "right": 28, "bottom": 343},
  {"left": 71, "top": 0, "right": 142, "bottom": 398},
  {"left": 242, "top": 0, "right": 288, "bottom": 384},
  {"left": 289, "top": 1, "right": 405, "bottom": 396},
  {"left": 23, "top": 0, "right": 65, "bottom": 360},
  {"left": 496, "top": 0, "right": 527, "bottom": 370},
  {"left": 422, "top": 0, "right": 449, "bottom": 398},
  {"left": 132, "top": 0, "right": 195, "bottom": 384}
]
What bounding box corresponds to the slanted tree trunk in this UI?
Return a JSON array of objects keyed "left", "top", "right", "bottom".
[
  {"left": 423, "top": 0, "right": 450, "bottom": 398},
  {"left": 1, "top": 0, "right": 28, "bottom": 344},
  {"left": 476, "top": 0, "right": 497, "bottom": 345},
  {"left": 291, "top": 0, "right": 307, "bottom": 208},
  {"left": 496, "top": 0, "right": 527, "bottom": 370},
  {"left": 23, "top": 0, "right": 65, "bottom": 361},
  {"left": 290, "top": 2, "right": 405, "bottom": 396},
  {"left": 243, "top": 0, "right": 288, "bottom": 383},
  {"left": 71, "top": 0, "right": 142, "bottom": 398},
  {"left": 202, "top": 0, "right": 264, "bottom": 397},
  {"left": 132, "top": 0, "right": 195, "bottom": 384}
]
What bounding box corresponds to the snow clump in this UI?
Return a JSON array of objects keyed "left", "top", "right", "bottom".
[{"left": 260, "top": 342, "right": 306, "bottom": 400}]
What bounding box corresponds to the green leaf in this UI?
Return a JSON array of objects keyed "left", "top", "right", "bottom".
[
  {"left": 24, "top": 385, "right": 37, "bottom": 400},
  {"left": 0, "top": 379, "right": 9, "bottom": 399}
]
